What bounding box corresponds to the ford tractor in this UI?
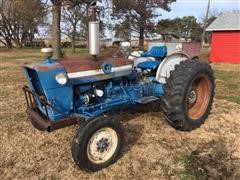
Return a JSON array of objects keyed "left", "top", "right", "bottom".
[{"left": 22, "top": 1, "right": 215, "bottom": 172}]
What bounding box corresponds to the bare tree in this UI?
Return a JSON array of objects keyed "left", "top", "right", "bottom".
[
  {"left": 0, "top": 0, "right": 46, "bottom": 48},
  {"left": 50, "top": 0, "right": 97, "bottom": 57},
  {"left": 0, "top": 1, "right": 13, "bottom": 48},
  {"left": 202, "top": 0, "right": 211, "bottom": 47},
  {"left": 200, "top": 9, "right": 222, "bottom": 44},
  {"left": 62, "top": 4, "right": 87, "bottom": 52}
]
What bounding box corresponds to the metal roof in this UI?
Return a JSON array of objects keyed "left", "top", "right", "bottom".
[{"left": 206, "top": 12, "right": 240, "bottom": 31}]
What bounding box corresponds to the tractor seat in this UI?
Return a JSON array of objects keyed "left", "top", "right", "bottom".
[
  {"left": 141, "top": 46, "right": 167, "bottom": 58},
  {"left": 137, "top": 61, "right": 160, "bottom": 71}
]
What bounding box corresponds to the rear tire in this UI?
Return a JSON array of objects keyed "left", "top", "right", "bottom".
[
  {"left": 161, "top": 59, "right": 215, "bottom": 131},
  {"left": 71, "top": 117, "right": 124, "bottom": 172}
]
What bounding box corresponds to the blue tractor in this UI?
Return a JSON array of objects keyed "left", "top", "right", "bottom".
[{"left": 22, "top": 1, "right": 215, "bottom": 172}]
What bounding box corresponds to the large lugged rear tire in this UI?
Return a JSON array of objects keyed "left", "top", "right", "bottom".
[{"left": 161, "top": 59, "right": 215, "bottom": 131}]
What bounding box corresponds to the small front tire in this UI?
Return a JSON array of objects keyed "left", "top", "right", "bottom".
[{"left": 71, "top": 117, "right": 124, "bottom": 172}]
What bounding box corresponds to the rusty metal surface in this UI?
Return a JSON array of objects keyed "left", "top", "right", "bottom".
[
  {"left": 23, "top": 86, "right": 81, "bottom": 132},
  {"left": 49, "top": 117, "right": 80, "bottom": 132},
  {"left": 26, "top": 108, "right": 80, "bottom": 132},
  {"left": 182, "top": 42, "right": 201, "bottom": 58},
  {"left": 35, "top": 64, "right": 62, "bottom": 71},
  {"left": 148, "top": 42, "right": 201, "bottom": 58},
  {"left": 23, "top": 86, "right": 67, "bottom": 118},
  {"left": 23, "top": 63, "right": 62, "bottom": 72},
  {"left": 58, "top": 48, "right": 133, "bottom": 73},
  {"left": 27, "top": 108, "right": 51, "bottom": 131}
]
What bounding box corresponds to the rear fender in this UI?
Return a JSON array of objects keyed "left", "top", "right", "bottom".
[{"left": 156, "top": 52, "right": 190, "bottom": 84}]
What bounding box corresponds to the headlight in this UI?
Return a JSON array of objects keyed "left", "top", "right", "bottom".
[
  {"left": 55, "top": 73, "right": 67, "bottom": 85},
  {"left": 176, "top": 44, "right": 182, "bottom": 50}
]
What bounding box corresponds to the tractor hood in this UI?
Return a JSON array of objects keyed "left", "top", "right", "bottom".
[
  {"left": 23, "top": 49, "right": 133, "bottom": 88},
  {"left": 23, "top": 60, "right": 62, "bottom": 72},
  {"left": 23, "top": 59, "right": 68, "bottom": 90}
]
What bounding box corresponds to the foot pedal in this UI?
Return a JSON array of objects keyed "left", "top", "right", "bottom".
[{"left": 138, "top": 96, "right": 159, "bottom": 104}]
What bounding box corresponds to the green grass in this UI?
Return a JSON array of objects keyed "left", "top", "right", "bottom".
[
  {"left": 62, "top": 48, "right": 88, "bottom": 56},
  {"left": 174, "top": 154, "right": 207, "bottom": 180},
  {"left": 199, "top": 48, "right": 210, "bottom": 61},
  {"left": 198, "top": 47, "right": 240, "bottom": 104},
  {"left": 213, "top": 69, "right": 240, "bottom": 104}
]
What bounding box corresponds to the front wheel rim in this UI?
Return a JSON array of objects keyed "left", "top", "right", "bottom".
[
  {"left": 87, "top": 127, "right": 118, "bottom": 164},
  {"left": 187, "top": 75, "right": 211, "bottom": 120}
]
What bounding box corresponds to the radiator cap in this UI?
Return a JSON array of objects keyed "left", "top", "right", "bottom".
[{"left": 41, "top": 48, "right": 53, "bottom": 59}]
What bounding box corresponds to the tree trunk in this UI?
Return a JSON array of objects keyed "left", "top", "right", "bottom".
[
  {"left": 52, "top": 1, "right": 62, "bottom": 59},
  {"left": 71, "top": 26, "right": 76, "bottom": 53},
  {"left": 202, "top": 0, "right": 211, "bottom": 48},
  {"left": 71, "top": 34, "right": 76, "bottom": 53},
  {"left": 14, "top": 39, "right": 22, "bottom": 48},
  {"left": 86, "top": 5, "right": 89, "bottom": 48},
  {"left": 139, "top": 27, "right": 144, "bottom": 50},
  {"left": 0, "top": 38, "right": 12, "bottom": 48}
]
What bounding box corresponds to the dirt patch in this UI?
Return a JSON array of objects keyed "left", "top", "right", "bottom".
[
  {"left": 212, "top": 63, "right": 240, "bottom": 72},
  {"left": 1, "top": 59, "right": 240, "bottom": 179}
]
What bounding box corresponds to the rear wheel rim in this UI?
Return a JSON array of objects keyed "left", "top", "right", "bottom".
[
  {"left": 87, "top": 127, "right": 118, "bottom": 164},
  {"left": 187, "top": 75, "right": 211, "bottom": 120}
]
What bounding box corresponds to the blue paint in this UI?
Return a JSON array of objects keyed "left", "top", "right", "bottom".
[
  {"left": 23, "top": 59, "right": 73, "bottom": 121},
  {"left": 76, "top": 81, "right": 163, "bottom": 119},
  {"left": 137, "top": 61, "right": 161, "bottom": 70},
  {"left": 141, "top": 46, "right": 167, "bottom": 58},
  {"left": 23, "top": 57, "right": 165, "bottom": 123},
  {"left": 44, "top": 58, "right": 55, "bottom": 64},
  {"left": 101, "top": 62, "right": 113, "bottom": 74}
]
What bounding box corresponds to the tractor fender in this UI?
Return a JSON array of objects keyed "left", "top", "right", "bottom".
[{"left": 156, "top": 52, "right": 190, "bottom": 84}]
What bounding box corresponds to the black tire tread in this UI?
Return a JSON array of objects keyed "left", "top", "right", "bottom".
[
  {"left": 161, "top": 59, "right": 215, "bottom": 131},
  {"left": 71, "top": 117, "right": 124, "bottom": 172}
]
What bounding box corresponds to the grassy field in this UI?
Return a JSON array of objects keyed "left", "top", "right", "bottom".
[{"left": 0, "top": 48, "right": 240, "bottom": 179}]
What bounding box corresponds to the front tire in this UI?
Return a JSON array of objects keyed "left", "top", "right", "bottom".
[
  {"left": 161, "top": 59, "right": 215, "bottom": 131},
  {"left": 71, "top": 117, "right": 124, "bottom": 172}
]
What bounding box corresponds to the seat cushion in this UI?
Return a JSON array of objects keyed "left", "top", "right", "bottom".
[
  {"left": 137, "top": 61, "right": 161, "bottom": 70},
  {"left": 141, "top": 46, "right": 167, "bottom": 58}
]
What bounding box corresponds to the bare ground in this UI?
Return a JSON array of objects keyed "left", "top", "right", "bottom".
[{"left": 0, "top": 56, "right": 240, "bottom": 179}]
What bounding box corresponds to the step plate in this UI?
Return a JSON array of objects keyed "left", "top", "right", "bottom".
[{"left": 138, "top": 96, "right": 159, "bottom": 104}]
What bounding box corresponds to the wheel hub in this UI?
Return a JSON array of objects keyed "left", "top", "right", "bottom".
[
  {"left": 187, "top": 75, "right": 211, "bottom": 120},
  {"left": 188, "top": 89, "right": 198, "bottom": 105},
  {"left": 97, "top": 138, "right": 110, "bottom": 153},
  {"left": 87, "top": 128, "right": 118, "bottom": 164}
]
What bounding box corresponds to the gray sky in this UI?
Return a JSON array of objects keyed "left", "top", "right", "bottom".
[{"left": 160, "top": 0, "right": 240, "bottom": 21}]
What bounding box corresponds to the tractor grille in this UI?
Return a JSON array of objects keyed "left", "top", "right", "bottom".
[
  {"left": 22, "top": 85, "right": 48, "bottom": 117},
  {"left": 23, "top": 85, "right": 69, "bottom": 121},
  {"left": 26, "top": 68, "right": 44, "bottom": 96}
]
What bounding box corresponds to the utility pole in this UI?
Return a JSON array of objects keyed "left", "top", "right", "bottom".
[{"left": 202, "top": 0, "right": 211, "bottom": 48}]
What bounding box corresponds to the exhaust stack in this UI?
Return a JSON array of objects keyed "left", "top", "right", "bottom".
[{"left": 89, "top": 1, "right": 100, "bottom": 57}]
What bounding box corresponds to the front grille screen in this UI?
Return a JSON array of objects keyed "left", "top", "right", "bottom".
[{"left": 26, "top": 68, "right": 44, "bottom": 96}]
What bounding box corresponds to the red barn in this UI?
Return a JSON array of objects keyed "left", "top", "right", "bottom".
[{"left": 206, "top": 12, "right": 240, "bottom": 64}]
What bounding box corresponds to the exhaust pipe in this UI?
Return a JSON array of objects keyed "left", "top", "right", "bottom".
[{"left": 89, "top": 1, "right": 100, "bottom": 57}]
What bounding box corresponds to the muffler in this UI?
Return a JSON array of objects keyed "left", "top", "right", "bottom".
[{"left": 89, "top": 1, "right": 100, "bottom": 57}]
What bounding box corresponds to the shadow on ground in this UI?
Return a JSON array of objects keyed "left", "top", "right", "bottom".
[{"left": 175, "top": 139, "right": 240, "bottom": 180}]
